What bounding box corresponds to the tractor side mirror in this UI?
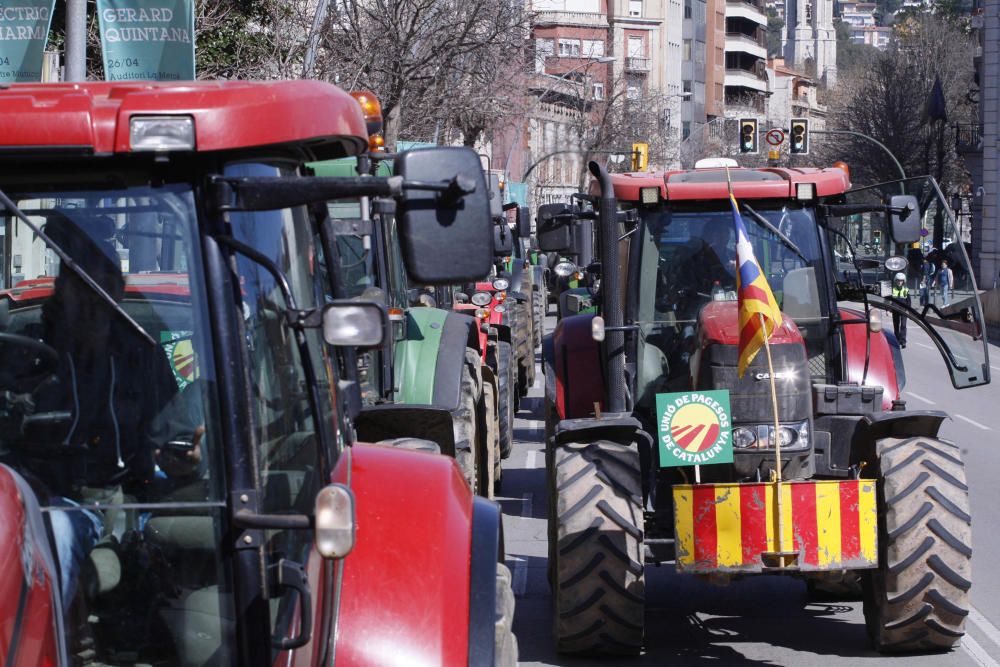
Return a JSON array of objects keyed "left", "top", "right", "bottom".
[
  {"left": 889, "top": 194, "right": 920, "bottom": 244},
  {"left": 494, "top": 223, "right": 514, "bottom": 256},
  {"left": 397, "top": 147, "right": 492, "bottom": 284},
  {"left": 516, "top": 205, "right": 531, "bottom": 239},
  {"left": 321, "top": 301, "right": 388, "bottom": 348},
  {"left": 537, "top": 203, "right": 575, "bottom": 252}
]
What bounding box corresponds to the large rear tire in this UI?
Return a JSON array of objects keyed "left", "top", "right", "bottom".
[
  {"left": 493, "top": 341, "right": 515, "bottom": 459},
  {"left": 453, "top": 348, "right": 483, "bottom": 494},
  {"left": 551, "top": 440, "right": 644, "bottom": 655},
  {"left": 481, "top": 378, "right": 500, "bottom": 498},
  {"left": 863, "top": 436, "right": 971, "bottom": 653},
  {"left": 494, "top": 563, "right": 519, "bottom": 667}
]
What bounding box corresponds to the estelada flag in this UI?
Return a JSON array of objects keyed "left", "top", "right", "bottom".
[{"left": 731, "top": 194, "right": 783, "bottom": 378}]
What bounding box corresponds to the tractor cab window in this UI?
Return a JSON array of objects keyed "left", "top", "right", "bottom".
[
  {"left": 827, "top": 176, "right": 990, "bottom": 388},
  {"left": 0, "top": 177, "right": 234, "bottom": 664},
  {"left": 632, "top": 202, "right": 828, "bottom": 399},
  {"left": 225, "top": 161, "right": 342, "bottom": 655}
]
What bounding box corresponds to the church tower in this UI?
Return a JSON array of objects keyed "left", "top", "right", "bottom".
[{"left": 782, "top": 0, "right": 837, "bottom": 87}]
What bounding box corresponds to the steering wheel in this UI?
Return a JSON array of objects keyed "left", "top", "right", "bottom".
[{"left": 0, "top": 332, "right": 59, "bottom": 375}]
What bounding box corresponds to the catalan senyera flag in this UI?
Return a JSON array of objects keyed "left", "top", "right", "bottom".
[
  {"left": 673, "top": 480, "right": 878, "bottom": 573},
  {"left": 731, "top": 194, "right": 783, "bottom": 378}
]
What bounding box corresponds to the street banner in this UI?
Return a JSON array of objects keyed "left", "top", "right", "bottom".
[
  {"left": 0, "top": 1, "right": 56, "bottom": 82},
  {"left": 655, "top": 390, "right": 733, "bottom": 467},
  {"left": 97, "top": 0, "right": 195, "bottom": 81}
]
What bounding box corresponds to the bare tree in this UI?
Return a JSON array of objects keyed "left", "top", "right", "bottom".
[
  {"left": 813, "top": 13, "right": 976, "bottom": 190},
  {"left": 319, "top": 0, "right": 532, "bottom": 148}
]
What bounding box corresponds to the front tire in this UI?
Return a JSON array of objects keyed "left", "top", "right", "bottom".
[
  {"left": 863, "top": 436, "right": 972, "bottom": 653},
  {"left": 492, "top": 341, "right": 515, "bottom": 459},
  {"left": 494, "top": 563, "right": 518, "bottom": 667},
  {"left": 551, "top": 440, "right": 644, "bottom": 655},
  {"left": 453, "top": 348, "right": 483, "bottom": 494}
]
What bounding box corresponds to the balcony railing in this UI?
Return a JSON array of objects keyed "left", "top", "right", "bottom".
[
  {"left": 625, "top": 57, "right": 651, "bottom": 72},
  {"left": 954, "top": 123, "right": 982, "bottom": 154},
  {"left": 725, "top": 31, "right": 767, "bottom": 49}
]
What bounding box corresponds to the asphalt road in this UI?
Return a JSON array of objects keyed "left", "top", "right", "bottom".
[{"left": 500, "top": 316, "right": 1000, "bottom": 666}]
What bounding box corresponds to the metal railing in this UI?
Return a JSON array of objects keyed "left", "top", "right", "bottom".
[
  {"left": 725, "top": 31, "right": 766, "bottom": 49},
  {"left": 954, "top": 123, "right": 982, "bottom": 154},
  {"left": 625, "top": 57, "right": 651, "bottom": 72}
]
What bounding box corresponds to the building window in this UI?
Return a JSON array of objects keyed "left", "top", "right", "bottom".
[
  {"left": 582, "top": 40, "right": 605, "bottom": 58},
  {"left": 558, "top": 38, "right": 581, "bottom": 57},
  {"left": 629, "top": 0, "right": 642, "bottom": 16},
  {"left": 592, "top": 82, "right": 605, "bottom": 100},
  {"left": 682, "top": 121, "right": 691, "bottom": 140},
  {"left": 682, "top": 39, "right": 692, "bottom": 60},
  {"left": 535, "top": 38, "right": 554, "bottom": 72},
  {"left": 684, "top": 0, "right": 692, "bottom": 18},
  {"left": 627, "top": 36, "right": 644, "bottom": 58},
  {"left": 627, "top": 84, "right": 641, "bottom": 100},
  {"left": 683, "top": 79, "right": 691, "bottom": 92}
]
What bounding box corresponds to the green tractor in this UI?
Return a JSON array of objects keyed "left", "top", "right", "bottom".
[{"left": 309, "top": 156, "right": 497, "bottom": 495}]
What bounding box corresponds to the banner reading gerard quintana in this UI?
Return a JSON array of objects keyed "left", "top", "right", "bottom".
[
  {"left": 0, "top": 1, "right": 55, "bottom": 82},
  {"left": 97, "top": 0, "right": 195, "bottom": 81}
]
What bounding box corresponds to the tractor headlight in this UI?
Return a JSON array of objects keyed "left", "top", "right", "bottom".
[
  {"left": 492, "top": 278, "right": 510, "bottom": 291},
  {"left": 494, "top": 305, "right": 506, "bottom": 313},
  {"left": 733, "top": 427, "right": 757, "bottom": 449},
  {"left": 554, "top": 261, "right": 577, "bottom": 277},
  {"left": 470, "top": 292, "right": 492, "bottom": 307},
  {"left": 475, "top": 308, "right": 490, "bottom": 319},
  {"left": 130, "top": 115, "right": 195, "bottom": 151}
]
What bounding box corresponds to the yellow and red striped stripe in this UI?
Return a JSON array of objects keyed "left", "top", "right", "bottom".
[{"left": 674, "top": 480, "right": 877, "bottom": 573}]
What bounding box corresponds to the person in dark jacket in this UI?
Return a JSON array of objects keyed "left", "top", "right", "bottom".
[{"left": 10, "top": 213, "right": 197, "bottom": 605}]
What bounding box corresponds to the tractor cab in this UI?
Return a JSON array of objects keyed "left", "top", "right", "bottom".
[
  {"left": 542, "top": 159, "right": 988, "bottom": 656},
  {"left": 0, "top": 82, "right": 510, "bottom": 667}
]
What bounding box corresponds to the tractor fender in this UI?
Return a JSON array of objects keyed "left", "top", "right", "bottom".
[
  {"left": 394, "top": 308, "right": 477, "bottom": 410},
  {"left": 332, "top": 444, "right": 503, "bottom": 667},
  {"left": 0, "top": 465, "right": 66, "bottom": 667},
  {"left": 354, "top": 404, "right": 457, "bottom": 456},
  {"left": 839, "top": 307, "right": 899, "bottom": 409},
  {"left": 547, "top": 313, "right": 605, "bottom": 420},
  {"left": 814, "top": 410, "right": 949, "bottom": 476}
]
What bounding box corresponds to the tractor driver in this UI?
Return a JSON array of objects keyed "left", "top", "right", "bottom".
[
  {"left": 6, "top": 213, "right": 201, "bottom": 607},
  {"left": 692, "top": 221, "right": 737, "bottom": 293}
]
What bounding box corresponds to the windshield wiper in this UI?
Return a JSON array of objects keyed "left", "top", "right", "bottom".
[
  {"left": 0, "top": 188, "right": 156, "bottom": 346},
  {"left": 740, "top": 203, "right": 808, "bottom": 263}
]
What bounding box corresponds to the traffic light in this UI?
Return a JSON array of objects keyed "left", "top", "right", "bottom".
[
  {"left": 631, "top": 142, "right": 649, "bottom": 171},
  {"left": 790, "top": 118, "right": 809, "bottom": 154},
  {"left": 739, "top": 118, "right": 758, "bottom": 154}
]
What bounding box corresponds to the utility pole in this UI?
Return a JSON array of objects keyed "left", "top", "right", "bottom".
[
  {"left": 65, "top": 0, "right": 87, "bottom": 82},
  {"left": 303, "top": 0, "right": 331, "bottom": 79}
]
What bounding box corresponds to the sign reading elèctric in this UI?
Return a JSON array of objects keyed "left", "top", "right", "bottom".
[
  {"left": 655, "top": 390, "right": 733, "bottom": 467},
  {"left": 0, "top": 1, "right": 55, "bottom": 82},
  {"left": 97, "top": 0, "right": 195, "bottom": 81}
]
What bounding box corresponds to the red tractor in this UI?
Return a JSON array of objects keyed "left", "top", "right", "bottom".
[
  {"left": 0, "top": 81, "right": 515, "bottom": 666},
  {"left": 542, "top": 158, "right": 989, "bottom": 655}
]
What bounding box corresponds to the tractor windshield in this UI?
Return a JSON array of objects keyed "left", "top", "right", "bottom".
[
  {"left": 637, "top": 201, "right": 826, "bottom": 319},
  {"left": 631, "top": 201, "right": 832, "bottom": 399},
  {"left": 0, "top": 175, "right": 236, "bottom": 663},
  {"left": 826, "top": 176, "right": 990, "bottom": 388}
]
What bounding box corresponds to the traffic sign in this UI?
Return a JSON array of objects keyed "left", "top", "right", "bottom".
[{"left": 765, "top": 128, "right": 785, "bottom": 146}]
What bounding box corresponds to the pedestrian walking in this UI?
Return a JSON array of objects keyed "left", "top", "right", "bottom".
[
  {"left": 891, "top": 272, "right": 909, "bottom": 347},
  {"left": 934, "top": 259, "right": 954, "bottom": 306},
  {"left": 919, "top": 250, "right": 935, "bottom": 307}
]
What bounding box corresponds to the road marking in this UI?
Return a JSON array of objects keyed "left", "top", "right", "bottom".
[
  {"left": 521, "top": 492, "right": 533, "bottom": 519},
  {"left": 526, "top": 419, "right": 544, "bottom": 430},
  {"left": 963, "top": 632, "right": 1000, "bottom": 667},
  {"left": 956, "top": 414, "right": 991, "bottom": 431},
  {"left": 913, "top": 341, "right": 935, "bottom": 351},
  {"left": 525, "top": 450, "right": 538, "bottom": 470},
  {"left": 907, "top": 392, "right": 933, "bottom": 404},
  {"left": 970, "top": 607, "right": 1000, "bottom": 650}
]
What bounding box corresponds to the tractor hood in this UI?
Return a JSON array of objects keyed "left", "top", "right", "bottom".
[{"left": 697, "top": 300, "right": 804, "bottom": 349}]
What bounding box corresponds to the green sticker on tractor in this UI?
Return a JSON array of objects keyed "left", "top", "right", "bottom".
[
  {"left": 655, "top": 390, "right": 733, "bottom": 467},
  {"left": 161, "top": 331, "right": 198, "bottom": 390}
]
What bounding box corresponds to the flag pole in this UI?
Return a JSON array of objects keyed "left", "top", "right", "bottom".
[{"left": 759, "top": 311, "right": 786, "bottom": 562}]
